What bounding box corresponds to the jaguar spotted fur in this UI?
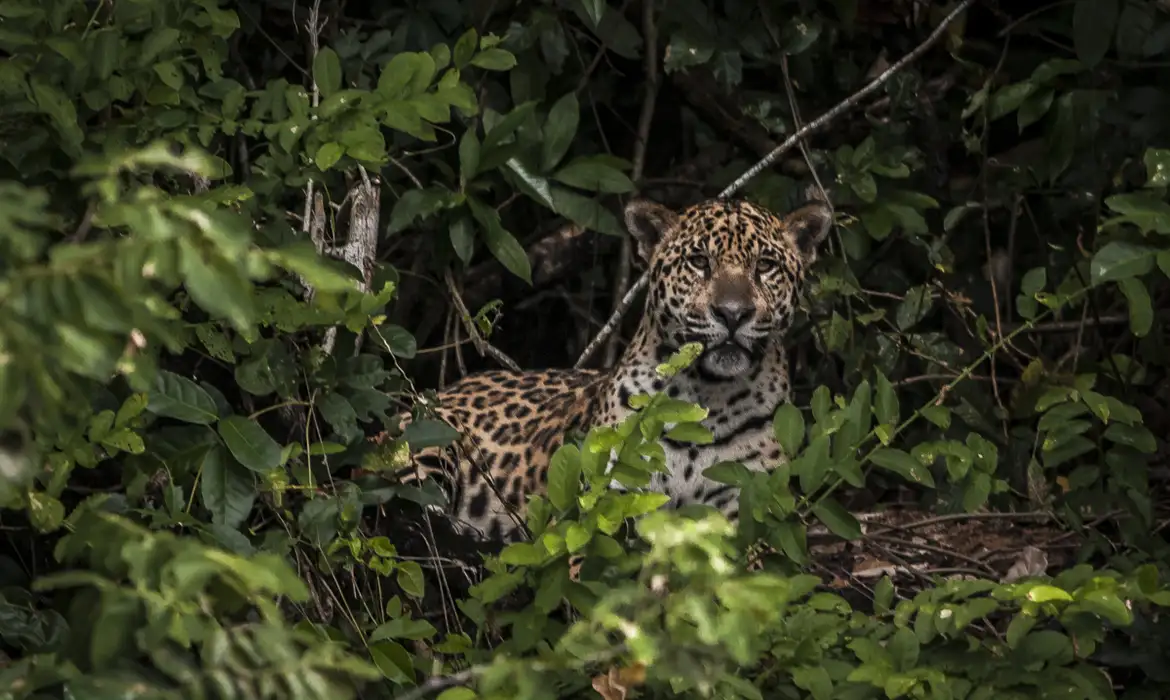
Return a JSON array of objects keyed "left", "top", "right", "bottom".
[{"left": 394, "top": 196, "right": 832, "bottom": 542}]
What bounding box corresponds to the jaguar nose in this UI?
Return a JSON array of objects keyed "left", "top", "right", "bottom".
[{"left": 711, "top": 300, "right": 753, "bottom": 329}]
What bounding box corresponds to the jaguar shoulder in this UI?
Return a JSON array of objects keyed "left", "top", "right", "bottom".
[{"left": 393, "top": 196, "right": 833, "bottom": 542}]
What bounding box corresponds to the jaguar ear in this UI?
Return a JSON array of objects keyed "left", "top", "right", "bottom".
[
  {"left": 624, "top": 199, "right": 680, "bottom": 263},
  {"left": 783, "top": 203, "right": 833, "bottom": 264}
]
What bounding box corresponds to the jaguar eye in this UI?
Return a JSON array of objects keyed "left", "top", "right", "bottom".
[
  {"left": 757, "top": 257, "right": 781, "bottom": 275},
  {"left": 687, "top": 252, "right": 710, "bottom": 271}
]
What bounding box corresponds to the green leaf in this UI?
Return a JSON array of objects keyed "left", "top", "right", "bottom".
[
  {"left": 217, "top": 415, "right": 283, "bottom": 473},
  {"left": 437, "top": 689, "right": 478, "bottom": 700},
  {"left": 315, "top": 142, "right": 343, "bottom": 171},
  {"left": 27, "top": 491, "right": 65, "bottom": 533},
  {"left": 1117, "top": 277, "right": 1153, "bottom": 337},
  {"left": 402, "top": 419, "right": 460, "bottom": 449},
  {"left": 874, "top": 370, "right": 898, "bottom": 428},
  {"left": 772, "top": 403, "right": 805, "bottom": 457},
  {"left": 1144, "top": 148, "right": 1170, "bottom": 187},
  {"left": 199, "top": 445, "right": 255, "bottom": 529},
  {"left": 377, "top": 325, "right": 417, "bottom": 359},
  {"left": 449, "top": 216, "right": 475, "bottom": 263},
  {"left": 874, "top": 576, "right": 894, "bottom": 614},
  {"left": 387, "top": 186, "right": 457, "bottom": 234},
  {"left": 553, "top": 156, "right": 635, "bottom": 193},
  {"left": 1073, "top": 0, "right": 1120, "bottom": 68},
  {"left": 1091, "top": 241, "right": 1156, "bottom": 284},
  {"left": 148, "top": 371, "right": 219, "bottom": 425},
  {"left": 313, "top": 47, "right": 343, "bottom": 96},
  {"left": 792, "top": 666, "right": 833, "bottom": 700},
  {"left": 811, "top": 497, "right": 862, "bottom": 540},
  {"left": 139, "top": 27, "right": 181, "bottom": 65},
  {"left": 459, "top": 128, "right": 480, "bottom": 181},
  {"left": 453, "top": 29, "right": 478, "bottom": 68},
  {"left": 870, "top": 447, "right": 936, "bottom": 487},
  {"left": 370, "top": 641, "right": 413, "bottom": 683},
  {"left": 499, "top": 542, "right": 546, "bottom": 566},
  {"left": 1159, "top": 251, "right": 1170, "bottom": 278},
  {"left": 664, "top": 422, "right": 713, "bottom": 444},
  {"left": 895, "top": 286, "right": 932, "bottom": 331},
  {"left": 397, "top": 561, "right": 425, "bottom": 598},
  {"left": 153, "top": 62, "right": 183, "bottom": 90},
  {"left": 550, "top": 187, "right": 623, "bottom": 236},
  {"left": 370, "top": 617, "right": 438, "bottom": 642},
  {"left": 468, "top": 196, "right": 532, "bottom": 284},
  {"left": 179, "top": 241, "right": 255, "bottom": 330},
  {"left": 579, "top": 0, "right": 605, "bottom": 27},
  {"left": 1103, "top": 423, "right": 1157, "bottom": 453},
  {"left": 470, "top": 48, "right": 517, "bottom": 71},
  {"left": 541, "top": 92, "right": 580, "bottom": 172},
  {"left": 546, "top": 444, "right": 582, "bottom": 511}
]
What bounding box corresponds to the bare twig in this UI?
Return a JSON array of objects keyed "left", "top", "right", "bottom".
[
  {"left": 576, "top": 0, "right": 979, "bottom": 367},
  {"left": 602, "top": 0, "right": 659, "bottom": 367},
  {"left": 443, "top": 269, "right": 521, "bottom": 372}
]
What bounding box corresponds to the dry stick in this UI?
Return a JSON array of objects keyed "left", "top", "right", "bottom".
[
  {"left": 602, "top": 0, "right": 660, "bottom": 368},
  {"left": 575, "top": 0, "right": 979, "bottom": 368},
  {"left": 443, "top": 268, "right": 521, "bottom": 372}
]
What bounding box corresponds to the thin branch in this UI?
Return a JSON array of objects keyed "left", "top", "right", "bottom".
[
  {"left": 576, "top": 0, "right": 979, "bottom": 367},
  {"left": 575, "top": 274, "right": 648, "bottom": 368},
  {"left": 443, "top": 269, "right": 521, "bottom": 372}
]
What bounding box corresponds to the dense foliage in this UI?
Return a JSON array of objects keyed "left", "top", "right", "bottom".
[{"left": 1, "top": 0, "right": 1169, "bottom": 698}]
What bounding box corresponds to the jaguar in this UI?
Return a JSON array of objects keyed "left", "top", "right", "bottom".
[{"left": 393, "top": 195, "right": 832, "bottom": 543}]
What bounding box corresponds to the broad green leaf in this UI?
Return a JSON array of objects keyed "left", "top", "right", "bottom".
[
  {"left": 1073, "top": 0, "right": 1120, "bottom": 68},
  {"left": 664, "top": 422, "right": 713, "bottom": 444},
  {"left": 468, "top": 196, "right": 532, "bottom": 283},
  {"left": 139, "top": 27, "right": 181, "bottom": 65},
  {"left": 1117, "top": 277, "right": 1153, "bottom": 337},
  {"left": 541, "top": 92, "right": 580, "bottom": 172},
  {"left": 387, "top": 186, "right": 457, "bottom": 234},
  {"left": 217, "top": 415, "right": 282, "bottom": 473},
  {"left": 895, "top": 286, "right": 932, "bottom": 331},
  {"left": 148, "top": 371, "right": 219, "bottom": 425},
  {"left": 179, "top": 241, "right": 255, "bottom": 330},
  {"left": 772, "top": 403, "right": 805, "bottom": 457},
  {"left": 499, "top": 542, "right": 546, "bottom": 566},
  {"left": 874, "top": 370, "right": 898, "bottom": 428},
  {"left": 870, "top": 447, "right": 936, "bottom": 487},
  {"left": 470, "top": 48, "right": 517, "bottom": 71},
  {"left": 580, "top": 0, "right": 605, "bottom": 27},
  {"left": 550, "top": 187, "right": 623, "bottom": 236},
  {"left": 811, "top": 497, "right": 862, "bottom": 540},
  {"left": 449, "top": 216, "right": 475, "bottom": 263},
  {"left": 370, "top": 617, "right": 438, "bottom": 642},
  {"left": 398, "top": 560, "right": 425, "bottom": 598},
  {"left": 402, "top": 419, "right": 460, "bottom": 449},
  {"left": 553, "top": 156, "right": 635, "bottom": 193},
  {"left": 1090, "top": 241, "right": 1155, "bottom": 284},
  {"left": 315, "top": 142, "right": 343, "bottom": 170},
  {"left": 1144, "top": 148, "right": 1170, "bottom": 187},
  {"left": 453, "top": 28, "right": 478, "bottom": 68},
  {"left": 313, "top": 47, "right": 342, "bottom": 96},
  {"left": 437, "top": 689, "right": 478, "bottom": 700},
  {"left": 546, "top": 444, "right": 582, "bottom": 511},
  {"left": 370, "top": 641, "right": 413, "bottom": 682},
  {"left": 1103, "top": 423, "right": 1157, "bottom": 453},
  {"left": 199, "top": 445, "right": 255, "bottom": 529},
  {"left": 459, "top": 128, "right": 480, "bottom": 181},
  {"left": 27, "top": 491, "right": 65, "bottom": 533},
  {"left": 792, "top": 666, "right": 833, "bottom": 700}
]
